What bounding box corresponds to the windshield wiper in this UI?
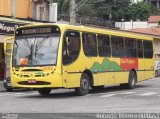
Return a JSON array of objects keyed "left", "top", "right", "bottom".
[{"left": 36, "top": 37, "right": 47, "bottom": 50}]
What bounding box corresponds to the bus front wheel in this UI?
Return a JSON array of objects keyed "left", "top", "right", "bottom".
[
  {"left": 6, "top": 88, "right": 13, "bottom": 92},
  {"left": 75, "top": 73, "right": 90, "bottom": 96},
  {"left": 38, "top": 88, "right": 51, "bottom": 96}
]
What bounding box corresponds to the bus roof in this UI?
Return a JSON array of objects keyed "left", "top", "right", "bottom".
[{"left": 16, "top": 23, "right": 154, "bottom": 40}]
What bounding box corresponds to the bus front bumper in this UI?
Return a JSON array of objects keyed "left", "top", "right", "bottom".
[{"left": 11, "top": 73, "right": 63, "bottom": 88}]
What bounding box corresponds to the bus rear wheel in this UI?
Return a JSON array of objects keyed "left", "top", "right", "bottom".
[
  {"left": 75, "top": 73, "right": 90, "bottom": 96},
  {"left": 120, "top": 71, "right": 136, "bottom": 89},
  {"left": 38, "top": 88, "right": 51, "bottom": 96}
]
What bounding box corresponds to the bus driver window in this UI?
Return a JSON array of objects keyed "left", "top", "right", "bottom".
[{"left": 63, "top": 31, "right": 80, "bottom": 65}]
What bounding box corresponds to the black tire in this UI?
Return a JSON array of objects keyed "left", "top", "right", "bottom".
[
  {"left": 120, "top": 71, "right": 136, "bottom": 89},
  {"left": 6, "top": 88, "right": 13, "bottom": 92},
  {"left": 155, "top": 71, "right": 158, "bottom": 77},
  {"left": 92, "top": 86, "right": 104, "bottom": 90},
  {"left": 38, "top": 88, "right": 51, "bottom": 96},
  {"left": 75, "top": 73, "right": 90, "bottom": 96}
]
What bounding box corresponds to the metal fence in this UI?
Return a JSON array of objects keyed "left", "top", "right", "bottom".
[{"left": 58, "top": 13, "right": 115, "bottom": 28}]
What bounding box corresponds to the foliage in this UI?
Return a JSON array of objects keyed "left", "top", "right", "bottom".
[
  {"left": 126, "top": 2, "right": 159, "bottom": 21},
  {"left": 77, "top": 4, "right": 96, "bottom": 17},
  {"left": 91, "top": 0, "right": 131, "bottom": 20},
  {"left": 52, "top": 0, "right": 69, "bottom": 14},
  {"left": 55, "top": 0, "right": 159, "bottom": 21}
]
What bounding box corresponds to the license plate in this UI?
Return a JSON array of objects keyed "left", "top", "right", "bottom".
[{"left": 28, "top": 79, "right": 37, "bottom": 84}]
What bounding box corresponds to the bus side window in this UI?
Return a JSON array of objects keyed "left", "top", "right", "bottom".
[
  {"left": 125, "top": 38, "right": 137, "bottom": 58},
  {"left": 111, "top": 36, "right": 125, "bottom": 57},
  {"left": 143, "top": 41, "right": 153, "bottom": 59},
  {"left": 97, "top": 34, "right": 111, "bottom": 57},
  {"left": 137, "top": 40, "right": 143, "bottom": 58},
  {"left": 62, "top": 31, "right": 80, "bottom": 65},
  {"left": 82, "top": 33, "right": 97, "bottom": 57}
]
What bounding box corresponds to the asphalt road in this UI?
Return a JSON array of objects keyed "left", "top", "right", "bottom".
[{"left": 0, "top": 77, "right": 160, "bottom": 119}]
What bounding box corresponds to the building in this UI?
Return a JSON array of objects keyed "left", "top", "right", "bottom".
[
  {"left": 0, "top": 0, "right": 57, "bottom": 22},
  {"left": 148, "top": 15, "right": 160, "bottom": 27},
  {"left": 0, "top": 0, "right": 32, "bottom": 19}
]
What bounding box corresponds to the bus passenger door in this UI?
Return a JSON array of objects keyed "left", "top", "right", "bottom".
[
  {"left": 143, "top": 41, "right": 155, "bottom": 79},
  {"left": 62, "top": 30, "right": 82, "bottom": 88}
]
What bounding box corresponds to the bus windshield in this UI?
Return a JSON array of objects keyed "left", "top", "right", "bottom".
[{"left": 13, "top": 34, "right": 60, "bottom": 66}]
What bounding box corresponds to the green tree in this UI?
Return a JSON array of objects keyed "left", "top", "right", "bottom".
[
  {"left": 111, "top": 0, "right": 132, "bottom": 21},
  {"left": 90, "top": 0, "right": 131, "bottom": 20},
  {"left": 126, "top": 2, "right": 159, "bottom": 21},
  {"left": 57, "top": 0, "right": 69, "bottom": 13},
  {"left": 55, "top": 0, "right": 97, "bottom": 20},
  {"left": 54, "top": 0, "right": 159, "bottom": 22},
  {"left": 77, "top": 3, "right": 96, "bottom": 17}
]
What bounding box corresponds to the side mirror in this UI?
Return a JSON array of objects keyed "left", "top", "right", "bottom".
[{"left": 4, "top": 37, "right": 14, "bottom": 56}]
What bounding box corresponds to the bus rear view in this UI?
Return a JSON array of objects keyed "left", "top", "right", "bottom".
[{"left": 11, "top": 25, "right": 62, "bottom": 95}]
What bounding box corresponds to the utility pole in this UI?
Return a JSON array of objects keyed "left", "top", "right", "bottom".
[
  {"left": 69, "top": 0, "right": 76, "bottom": 25},
  {"left": 69, "top": 0, "right": 90, "bottom": 25}
]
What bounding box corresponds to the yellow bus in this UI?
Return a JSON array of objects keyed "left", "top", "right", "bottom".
[{"left": 10, "top": 24, "right": 155, "bottom": 96}]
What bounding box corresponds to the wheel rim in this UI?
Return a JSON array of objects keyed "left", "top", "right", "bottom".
[
  {"left": 81, "top": 78, "right": 89, "bottom": 90},
  {"left": 131, "top": 74, "right": 135, "bottom": 86}
]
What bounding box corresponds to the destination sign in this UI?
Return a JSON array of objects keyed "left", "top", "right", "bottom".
[
  {"left": 15, "top": 26, "right": 60, "bottom": 36},
  {"left": 22, "top": 28, "right": 52, "bottom": 35}
]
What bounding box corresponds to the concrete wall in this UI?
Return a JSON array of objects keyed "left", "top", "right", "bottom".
[
  {"left": 115, "top": 21, "right": 149, "bottom": 30},
  {"left": 11, "top": 0, "right": 15, "bottom": 17},
  {"left": 115, "top": 21, "right": 159, "bottom": 30},
  {"left": 49, "top": 3, "right": 57, "bottom": 22},
  {"left": 148, "top": 23, "right": 159, "bottom": 28}
]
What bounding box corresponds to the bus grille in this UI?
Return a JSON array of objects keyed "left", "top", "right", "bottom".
[{"left": 18, "top": 81, "right": 51, "bottom": 85}]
